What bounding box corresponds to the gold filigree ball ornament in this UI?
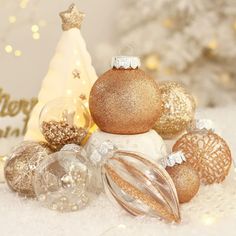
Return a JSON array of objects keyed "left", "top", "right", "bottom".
[
  {"left": 163, "top": 152, "right": 200, "bottom": 203},
  {"left": 4, "top": 141, "right": 52, "bottom": 198},
  {"left": 40, "top": 97, "right": 92, "bottom": 150},
  {"left": 33, "top": 144, "right": 90, "bottom": 212},
  {"left": 153, "top": 81, "right": 196, "bottom": 139},
  {"left": 102, "top": 150, "right": 181, "bottom": 223},
  {"left": 89, "top": 56, "right": 162, "bottom": 134},
  {"left": 172, "top": 119, "right": 232, "bottom": 185}
]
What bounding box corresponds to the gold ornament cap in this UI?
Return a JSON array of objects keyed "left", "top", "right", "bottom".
[
  {"left": 111, "top": 56, "right": 141, "bottom": 69},
  {"left": 59, "top": 3, "right": 85, "bottom": 31}
]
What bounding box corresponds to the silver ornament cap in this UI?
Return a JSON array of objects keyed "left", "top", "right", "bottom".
[
  {"left": 161, "top": 151, "right": 186, "bottom": 168},
  {"left": 111, "top": 56, "right": 141, "bottom": 69}
]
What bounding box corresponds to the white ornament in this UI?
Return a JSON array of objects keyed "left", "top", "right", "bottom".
[{"left": 85, "top": 129, "right": 167, "bottom": 164}]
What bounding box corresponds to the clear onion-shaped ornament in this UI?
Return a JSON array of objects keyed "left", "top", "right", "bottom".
[
  {"left": 39, "top": 97, "right": 92, "bottom": 150},
  {"left": 33, "top": 148, "right": 89, "bottom": 212},
  {"left": 102, "top": 150, "right": 181, "bottom": 223}
]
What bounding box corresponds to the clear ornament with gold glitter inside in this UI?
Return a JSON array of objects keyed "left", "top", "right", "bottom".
[
  {"left": 39, "top": 97, "right": 91, "bottom": 150},
  {"left": 33, "top": 144, "right": 90, "bottom": 212}
]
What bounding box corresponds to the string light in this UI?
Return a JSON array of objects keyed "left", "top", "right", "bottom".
[
  {"left": 207, "top": 39, "right": 218, "bottom": 50},
  {"left": 75, "top": 60, "right": 80, "bottom": 67},
  {"left": 14, "top": 50, "right": 22, "bottom": 57},
  {"left": 233, "top": 21, "right": 236, "bottom": 31},
  {"left": 66, "top": 90, "right": 72, "bottom": 96},
  {"left": 5, "top": 45, "right": 13, "bottom": 53},
  {"left": 31, "top": 24, "right": 40, "bottom": 33},
  {"left": 144, "top": 54, "right": 160, "bottom": 71},
  {"left": 162, "top": 18, "right": 174, "bottom": 29},
  {"left": 19, "top": 0, "right": 29, "bottom": 9},
  {"left": 202, "top": 214, "right": 216, "bottom": 225},
  {"left": 32, "top": 32, "right": 40, "bottom": 40},
  {"left": 8, "top": 16, "right": 16, "bottom": 24}
]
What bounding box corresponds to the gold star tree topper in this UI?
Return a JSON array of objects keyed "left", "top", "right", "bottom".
[{"left": 59, "top": 3, "right": 85, "bottom": 31}]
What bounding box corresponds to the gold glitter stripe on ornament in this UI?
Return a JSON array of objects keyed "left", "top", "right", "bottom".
[
  {"left": 114, "top": 151, "right": 180, "bottom": 212},
  {"left": 112, "top": 156, "right": 173, "bottom": 209},
  {"left": 104, "top": 164, "right": 179, "bottom": 223}
]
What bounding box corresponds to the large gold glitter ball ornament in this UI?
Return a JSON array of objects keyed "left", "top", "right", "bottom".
[
  {"left": 33, "top": 145, "right": 89, "bottom": 212},
  {"left": 40, "top": 97, "right": 91, "bottom": 150},
  {"left": 153, "top": 81, "right": 196, "bottom": 139},
  {"left": 166, "top": 163, "right": 200, "bottom": 203},
  {"left": 102, "top": 150, "right": 181, "bottom": 223},
  {"left": 89, "top": 56, "right": 162, "bottom": 134},
  {"left": 4, "top": 141, "right": 51, "bottom": 198},
  {"left": 173, "top": 130, "right": 232, "bottom": 185}
]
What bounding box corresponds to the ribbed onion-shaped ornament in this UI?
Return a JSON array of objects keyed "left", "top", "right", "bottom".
[{"left": 102, "top": 151, "right": 181, "bottom": 223}]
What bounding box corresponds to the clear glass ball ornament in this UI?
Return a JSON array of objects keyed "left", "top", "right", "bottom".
[
  {"left": 33, "top": 147, "right": 89, "bottom": 212},
  {"left": 39, "top": 97, "right": 92, "bottom": 150}
]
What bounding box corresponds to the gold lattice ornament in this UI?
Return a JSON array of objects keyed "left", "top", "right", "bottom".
[{"left": 173, "top": 120, "right": 232, "bottom": 185}]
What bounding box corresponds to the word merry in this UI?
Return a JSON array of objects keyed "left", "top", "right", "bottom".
[{"left": 0, "top": 88, "right": 37, "bottom": 138}]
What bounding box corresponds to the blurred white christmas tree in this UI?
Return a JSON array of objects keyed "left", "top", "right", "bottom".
[{"left": 117, "top": 0, "right": 236, "bottom": 107}]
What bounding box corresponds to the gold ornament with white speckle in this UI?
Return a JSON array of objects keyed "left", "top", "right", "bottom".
[
  {"left": 153, "top": 81, "right": 196, "bottom": 139},
  {"left": 33, "top": 147, "right": 89, "bottom": 212}
]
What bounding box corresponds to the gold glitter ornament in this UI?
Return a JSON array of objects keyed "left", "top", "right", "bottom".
[
  {"left": 173, "top": 129, "right": 232, "bottom": 185},
  {"left": 59, "top": 3, "right": 85, "bottom": 31},
  {"left": 153, "top": 81, "right": 196, "bottom": 139},
  {"left": 102, "top": 150, "right": 181, "bottom": 223},
  {"left": 89, "top": 56, "right": 162, "bottom": 134},
  {"left": 4, "top": 141, "right": 51, "bottom": 198},
  {"left": 166, "top": 163, "right": 200, "bottom": 203},
  {"left": 33, "top": 144, "right": 89, "bottom": 212},
  {"left": 40, "top": 97, "right": 91, "bottom": 150}
]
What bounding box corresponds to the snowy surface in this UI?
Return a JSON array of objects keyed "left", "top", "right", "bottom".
[{"left": 0, "top": 106, "right": 236, "bottom": 236}]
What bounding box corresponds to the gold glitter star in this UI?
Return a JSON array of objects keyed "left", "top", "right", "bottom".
[
  {"left": 59, "top": 4, "right": 85, "bottom": 31},
  {"left": 72, "top": 69, "right": 80, "bottom": 79},
  {"left": 80, "top": 94, "right": 87, "bottom": 101}
]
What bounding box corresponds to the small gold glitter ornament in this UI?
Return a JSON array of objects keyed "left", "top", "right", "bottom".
[
  {"left": 173, "top": 120, "right": 232, "bottom": 185},
  {"left": 89, "top": 56, "right": 162, "bottom": 134},
  {"left": 33, "top": 144, "right": 89, "bottom": 212},
  {"left": 153, "top": 81, "right": 196, "bottom": 139},
  {"left": 40, "top": 97, "right": 91, "bottom": 150},
  {"left": 4, "top": 141, "right": 51, "bottom": 198},
  {"left": 102, "top": 150, "right": 181, "bottom": 223},
  {"left": 164, "top": 152, "right": 200, "bottom": 203},
  {"left": 59, "top": 3, "right": 85, "bottom": 31}
]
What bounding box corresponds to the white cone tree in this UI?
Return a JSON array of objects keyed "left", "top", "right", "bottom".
[{"left": 25, "top": 4, "right": 97, "bottom": 141}]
